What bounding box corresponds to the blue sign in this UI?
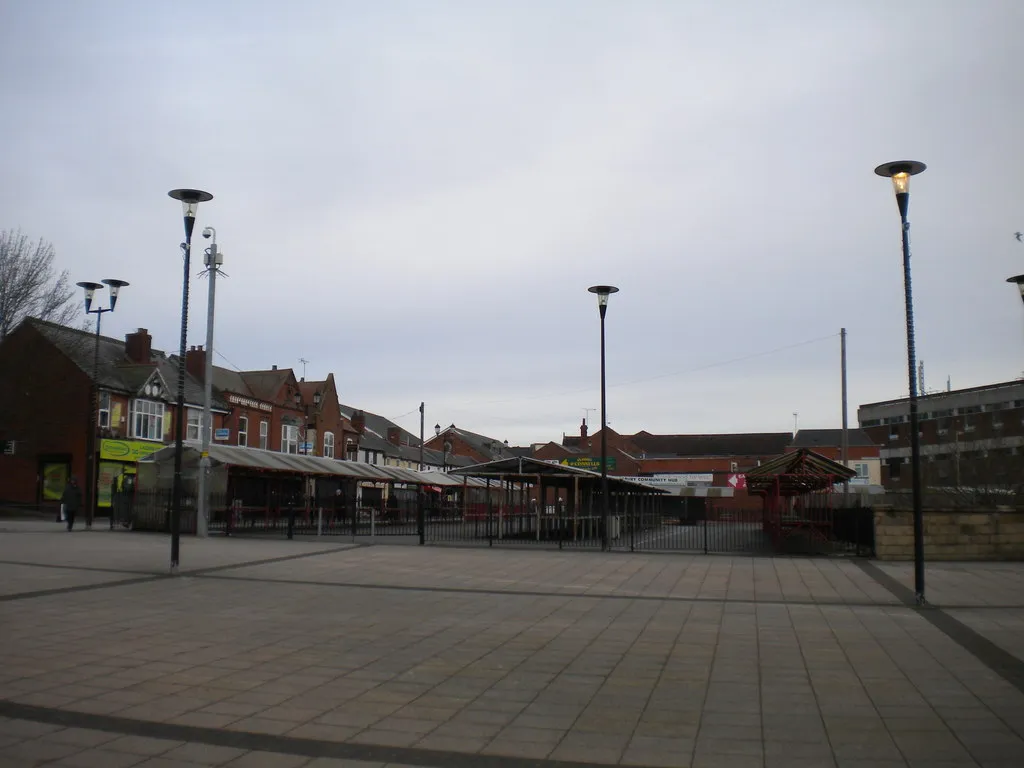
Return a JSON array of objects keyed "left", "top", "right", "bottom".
[{"left": 214, "top": 428, "right": 230, "bottom": 441}]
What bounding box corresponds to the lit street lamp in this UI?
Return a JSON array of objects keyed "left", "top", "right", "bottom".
[
  {"left": 588, "top": 284, "right": 618, "bottom": 551},
  {"left": 76, "top": 278, "right": 129, "bottom": 530},
  {"left": 874, "top": 160, "right": 926, "bottom": 605},
  {"left": 167, "top": 188, "right": 213, "bottom": 574}
]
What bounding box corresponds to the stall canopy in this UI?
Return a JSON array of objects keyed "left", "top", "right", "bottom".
[
  {"left": 450, "top": 456, "right": 669, "bottom": 494},
  {"left": 138, "top": 442, "right": 490, "bottom": 486},
  {"left": 745, "top": 448, "right": 856, "bottom": 497}
]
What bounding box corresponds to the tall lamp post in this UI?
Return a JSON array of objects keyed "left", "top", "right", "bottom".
[
  {"left": 168, "top": 188, "right": 213, "bottom": 574},
  {"left": 76, "top": 278, "right": 129, "bottom": 530},
  {"left": 875, "top": 161, "right": 927, "bottom": 605},
  {"left": 588, "top": 284, "right": 618, "bottom": 551}
]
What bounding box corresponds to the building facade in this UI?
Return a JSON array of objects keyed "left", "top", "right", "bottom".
[
  {"left": 0, "top": 320, "right": 228, "bottom": 513},
  {"left": 858, "top": 379, "right": 1024, "bottom": 492}
]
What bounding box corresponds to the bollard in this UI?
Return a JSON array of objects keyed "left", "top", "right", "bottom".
[
  {"left": 317, "top": 506, "right": 323, "bottom": 537},
  {"left": 287, "top": 506, "right": 295, "bottom": 540}
]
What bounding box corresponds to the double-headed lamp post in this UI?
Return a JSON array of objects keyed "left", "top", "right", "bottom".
[
  {"left": 874, "top": 161, "right": 927, "bottom": 605},
  {"left": 588, "top": 284, "right": 618, "bottom": 551},
  {"left": 168, "top": 188, "right": 213, "bottom": 574},
  {"left": 76, "top": 278, "right": 129, "bottom": 530}
]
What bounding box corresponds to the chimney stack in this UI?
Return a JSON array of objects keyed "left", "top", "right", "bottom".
[
  {"left": 125, "top": 328, "right": 152, "bottom": 364},
  {"left": 272, "top": 364, "right": 278, "bottom": 371},
  {"left": 185, "top": 346, "right": 206, "bottom": 382},
  {"left": 386, "top": 426, "right": 402, "bottom": 446},
  {"left": 580, "top": 419, "right": 588, "bottom": 440}
]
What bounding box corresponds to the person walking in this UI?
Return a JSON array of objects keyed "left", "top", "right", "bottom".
[{"left": 61, "top": 476, "right": 83, "bottom": 531}]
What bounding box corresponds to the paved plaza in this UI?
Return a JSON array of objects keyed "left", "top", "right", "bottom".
[{"left": 1, "top": 519, "right": 1023, "bottom": 767}]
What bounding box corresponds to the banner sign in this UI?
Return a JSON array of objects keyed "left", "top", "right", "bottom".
[
  {"left": 560, "top": 457, "right": 616, "bottom": 471},
  {"left": 99, "top": 439, "right": 163, "bottom": 463}
]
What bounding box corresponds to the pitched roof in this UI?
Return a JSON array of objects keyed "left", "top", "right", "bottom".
[
  {"left": 745, "top": 448, "right": 856, "bottom": 496},
  {"left": 791, "top": 429, "right": 877, "bottom": 449},
  {"left": 27, "top": 318, "right": 225, "bottom": 410},
  {"left": 629, "top": 431, "right": 793, "bottom": 457},
  {"left": 440, "top": 424, "right": 516, "bottom": 460},
  {"left": 211, "top": 365, "right": 251, "bottom": 397},
  {"left": 339, "top": 404, "right": 420, "bottom": 446},
  {"left": 240, "top": 369, "right": 293, "bottom": 402}
]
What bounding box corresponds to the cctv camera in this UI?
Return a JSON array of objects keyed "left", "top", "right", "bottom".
[{"left": 202, "top": 227, "right": 214, "bottom": 239}]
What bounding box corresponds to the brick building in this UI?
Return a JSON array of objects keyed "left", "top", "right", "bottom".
[
  {"left": 0, "top": 320, "right": 227, "bottom": 514},
  {"left": 858, "top": 379, "right": 1024, "bottom": 493},
  {"left": 534, "top": 420, "right": 795, "bottom": 510}
]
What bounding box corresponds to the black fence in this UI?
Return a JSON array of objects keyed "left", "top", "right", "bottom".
[{"left": 120, "top": 490, "right": 873, "bottom": 557}]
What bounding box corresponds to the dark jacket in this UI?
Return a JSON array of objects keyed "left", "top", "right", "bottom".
[{"left": 61, "top": 482, "right": 82, "bottom": 511}]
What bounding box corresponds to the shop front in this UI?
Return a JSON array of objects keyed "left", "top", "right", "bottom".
[{"left": 97, "top": 439, "right": 164, "bottom": 510}]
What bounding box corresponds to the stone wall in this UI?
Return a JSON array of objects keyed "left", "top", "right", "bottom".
[{"left": 874, "top": 507, "right": 1024, "bottom": 560}]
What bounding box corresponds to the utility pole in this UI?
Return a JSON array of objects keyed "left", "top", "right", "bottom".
[
  {"left": 197, "top": 227, "right": 223, "bottom": 539},
  {"left": 841, "top": 328, "right": 849, "bottom": 502},
  {"left": 419, "top": 402, "right": 425, "bottom": 471}
]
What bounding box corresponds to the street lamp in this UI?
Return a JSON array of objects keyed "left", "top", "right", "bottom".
[
  {"left": 588, "top": 284, "right": 618, "bottom": 551},
  {"left": 1006, "top": 275, "right": 1024, "bottom": 308},
  {"left": 874, "top": 160, "right": 926, "bottom": 605},
  {"left": 167, "top": 188, "right": 213, "bottom": 574},
  {"left": 76, "top": 278, "right": 129, "bottom": 530},
  {"left": 442, "top": 439, "right": 452, "bottom": 472},
  {"left": 293, "top": 389, "right": 322, "bottom": 454}
]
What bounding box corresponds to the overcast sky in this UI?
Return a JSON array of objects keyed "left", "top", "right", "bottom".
[{"left": 2, "top": 1, "right": 1022, "bottom": 446}]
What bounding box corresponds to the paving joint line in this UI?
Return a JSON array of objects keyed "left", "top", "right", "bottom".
[
  {"left": 0, "top": 544, "right": 356, "bottom": 603},
  {"left": 0, "top": 700, "right": 655, "bottom": 768},
  {"left": 854, "top": 558, "right": 1024, "bottom": 696},
  {"left": 196, "top": 570, "right": 909, "bottom": 609}
]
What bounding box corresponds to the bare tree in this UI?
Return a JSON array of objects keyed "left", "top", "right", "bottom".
[{"left": 0, "top": 229, "right": 78, "bottom": 342}]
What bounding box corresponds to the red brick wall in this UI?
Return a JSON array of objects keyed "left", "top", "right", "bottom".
[{"left": 0, "top": 324, "right": 92, "bottom": 505}]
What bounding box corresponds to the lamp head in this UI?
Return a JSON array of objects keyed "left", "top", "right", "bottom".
[
  {"left": 434, "top": 423, "right": 441, "bottom": 436},
  {"left": 293, "top": 390, "right": 301, "bottom": 406},
  {"left": 76, "top": 281, "right": 104, "bottom": 312},
  {"left": 168, "top": 188, "right": 213, "bottom": 240},
  {"left": 1008, "top": 274, "right": 1024, "bottom": 304},
  {"left": 313, "top": 390, "right": 322, "bottom": 407},
  {"left": 874, "top": 161, "right": 925, "bottom": 217},
  {"left": 101, "top": 279, "right": 129, "bottom": 310},
  {"left": 588, "top": 285, "right": 619, "bottom": 307}
]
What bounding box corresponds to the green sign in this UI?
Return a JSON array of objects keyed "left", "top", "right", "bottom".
[{"left": 560, "top": 457, "right": 616, "bottom": 471}]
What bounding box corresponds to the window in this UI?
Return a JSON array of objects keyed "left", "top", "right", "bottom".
[
  {"left": 98, "top": 392, "right": 110, "bottom": 428},
  {"left": 323, "top": 431, "right": 334, "bottom": 459},
  {"left": 238, "top": 416, "right": 248, "bottom": 447},
  {"left": 259, "top": 420, "right": 268, "bottom": 450},
  {"left": 281, "top": 424, "right": 298, "bottom": 454},
  {"left": 854, "top": 463, "right": 869, "bottom": 479},
  {"left": 861, "top": 419, "right": 881, "bottom": 428},
  {"left": 887, "top": 458, "right": 902, "bottom": 481},
  {"left": 187, "top": 408, "right": 201, "bottom": 440},
  {"left": 131, "top": 400, "right": 165, "bottom": 441}
]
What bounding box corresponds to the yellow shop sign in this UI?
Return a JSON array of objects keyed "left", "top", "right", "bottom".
[{"left": 99, "top": 439, "right": 163, "bottom": 463}]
